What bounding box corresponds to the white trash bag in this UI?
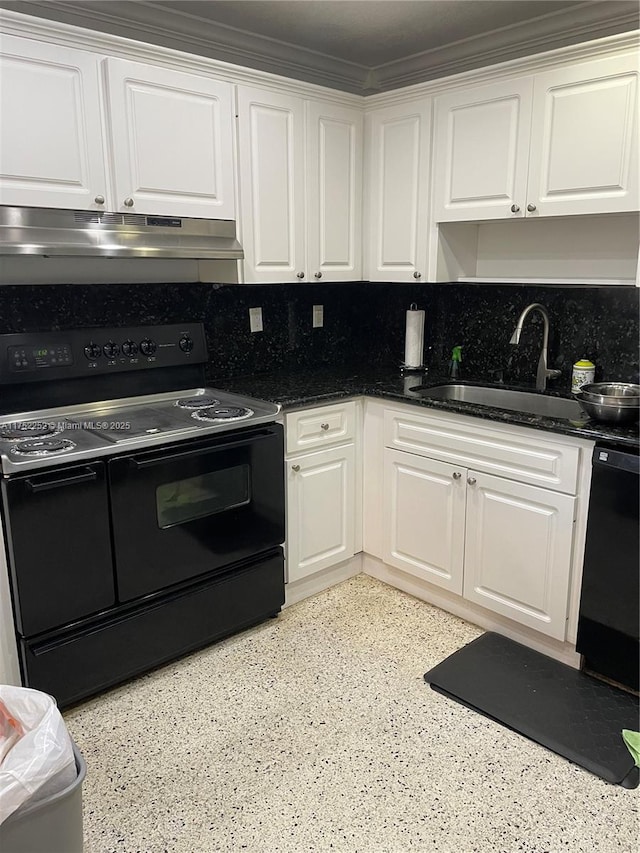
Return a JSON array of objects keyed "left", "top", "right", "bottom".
[{"left": 0, "top": 685, "right": 75, "bottom": 825}]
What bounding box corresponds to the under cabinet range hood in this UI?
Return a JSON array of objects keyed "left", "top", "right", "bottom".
[{"left": 0, "top": 206, "right": 244, "bottom": 260}]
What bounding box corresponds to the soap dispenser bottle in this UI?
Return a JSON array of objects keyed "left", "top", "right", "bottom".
[{"left": 449, "top": 345, "right": 462, "bottom": 379}]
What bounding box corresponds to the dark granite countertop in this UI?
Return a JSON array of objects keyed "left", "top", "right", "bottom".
[{"left": 215, "top": 366, "right": 640, "bottom": 449}]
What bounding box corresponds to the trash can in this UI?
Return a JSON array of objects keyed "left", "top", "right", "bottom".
[{"left": 0, "top": 740, "right": 85, "bottom": 853}]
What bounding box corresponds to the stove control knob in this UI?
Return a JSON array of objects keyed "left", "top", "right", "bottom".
[
  {"left": 102, "top": 341, "right": 120, "bottom": 359},
  {"left": 84, "top": 342, "right": 101, "bottom": 360},
  {"left": 140, "top": 338, "right": 157, "bottom": 356},
  {"left": 179, "top": 335, "right": 194, "bottom": 353},
  {"left": 121, "top": 339, "right": 138, "bottom": 357}
]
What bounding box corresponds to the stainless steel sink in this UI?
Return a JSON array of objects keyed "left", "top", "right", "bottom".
[{"left": 410, "top": 383, "right": 587, "bottom": 420}]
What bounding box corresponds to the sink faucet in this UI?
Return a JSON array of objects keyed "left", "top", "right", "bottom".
[{"left": 509, "top": 303, "right": 561, "bottom": 391}]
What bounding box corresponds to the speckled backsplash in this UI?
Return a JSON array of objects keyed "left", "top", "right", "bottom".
[{"left": 0, "top": 281, "right": 637, "bottom": 390}]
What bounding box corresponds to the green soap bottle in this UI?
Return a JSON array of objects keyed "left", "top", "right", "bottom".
[{"left": 450, "top": 345, "right": 462, "bottom": 379}]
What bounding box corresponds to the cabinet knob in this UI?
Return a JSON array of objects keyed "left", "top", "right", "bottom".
[
  {"left": 291, "top": 464, "right": 300, "bottom": 472},
  {"left": 413, "top": 271, "right": 422, "bottom": 279},
  {"left": 527, "top": 203, "right": 537, "bottom": 212},
  {"left": 467, "top": 477, "right": 477, "bottom": 486},
  {"left": 296, "top": 271, "right": 305, "bottom": 279},
  {"left": 94, "top": 195, "right": 105, "bottom": 205},
  {"left": 320, "top": 423, "right": 329, "bottom": 431},
  {"left": 452, "top": 472, "right": 462, "bottom": 480},
  {"left": 314, "top": 272, "right": 323, "bottom": 279},
  {"left": 510, "top": 204, "right": 520, "bottom": 213},
  {"left": 124, "top": 197, "right": 134, "bottom": 207}
]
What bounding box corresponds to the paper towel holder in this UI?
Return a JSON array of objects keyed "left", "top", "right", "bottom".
[{"left": 401, "top": 303, "right": 428, "bottom": 374}]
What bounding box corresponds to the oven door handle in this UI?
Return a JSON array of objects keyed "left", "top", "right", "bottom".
[
  {"left": 128, "top": 429, "right": 276, "bottom": 470},
  {"left": 25, "top": 467, "right": 98, "bottom": 493}
]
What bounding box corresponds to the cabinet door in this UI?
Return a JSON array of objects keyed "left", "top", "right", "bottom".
[
  {"left": 433, "top": 78, "right": 534, "bottom": 222},
  {"left": 527, "top": 55, "right": 639, "bottom": 216},
  {"left": 104, "top": 58, "right": 235, "bottom": 218},
  {"left": 364, "top": 100, "right": 431, "bottom": 281},
  {"left": 306, "top": 100, "right": 363, "bottom": 281},
  {"left": 463, "top": 471, "right": 575, "bottom": 640},
  {"left": 383, "top": 449, "right": 465, "bottom": 594},
  {"left": 237, "top": 86, "right": 306, "bottom": 282},
  {"left": 286, "top": 444, "right": 355, "bottom": 583},
  {"left": 0, "top": 36, "right": 108, "bottom": 210}
]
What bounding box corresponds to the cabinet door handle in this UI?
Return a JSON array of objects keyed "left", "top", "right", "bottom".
[
  {"left": 413, "top": 271, "right": 422, "bottom": 279},
  {"left": 510, "top": 204, "right": 520, "bottom": 213},
  {"left": 467, "top": 477, "right": 477, "bottom": 486},
  {"left": 527, "top": 203, "right": 537, "bottom": 212},
  {"left": 452, "top": 472, "right": 462, "bottom": 480},
  {"left": 124, "top": 197, "right": 134, "bottom": 207},
  {"left": 291, "top": 464, "right": 300, "bottom": 472},
  {"left": 320, "top": 423, "right": 330, "bottom": 431},
  {"left": 314, "top": 272, "right": 322, "bottom": 279},
  {"left": 296, "top": 271, "right": 305, "bottom": 279},
  {"left": 94, "top": 195, "right": 105, "bottom": 205}
]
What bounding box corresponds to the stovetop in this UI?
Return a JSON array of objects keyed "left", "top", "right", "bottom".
[{"left": 0, "top": 387, "right": 281, "bottom": 474}]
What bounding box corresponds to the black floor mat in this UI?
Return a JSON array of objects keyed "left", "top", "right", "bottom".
[{"left": 424, "top": 632, "right": 640, "bottom": 788}]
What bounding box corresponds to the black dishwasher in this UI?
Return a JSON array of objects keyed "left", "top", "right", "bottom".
[{"left": 577, "top": 444, "right": 639, "bottom": 692}]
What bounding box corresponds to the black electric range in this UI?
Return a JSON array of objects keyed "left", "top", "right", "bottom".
[{"left": 0, "top": 323, "right": 286, "bottom": 707}]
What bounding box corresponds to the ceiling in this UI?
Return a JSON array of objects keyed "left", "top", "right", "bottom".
[{"left": 1, "top": 0, "right": 638, "bottom": 93}]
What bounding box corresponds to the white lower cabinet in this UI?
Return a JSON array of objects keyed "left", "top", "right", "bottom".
[
  {"left": 463, "top": 470, "right": 575, "bottom": 640},
  {"left": 286, "top": 444, "right": 355, "bottom": 583},
  {"left": 285, "top": 401, "right": 358, "bottom": 583},
  {"left": 384, "top": 450, "right": 465, "bottom": 594},
  {"left": 382, "top": 410, "right": 581, "bottom": 641}
]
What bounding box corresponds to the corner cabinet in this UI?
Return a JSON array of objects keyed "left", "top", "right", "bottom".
[
  {"left": 103, "top": 59, "right": 235, "bottom": 218},
  {"left": 434, "top": 52, "right": 639, "bottom": 222},
  {"left": 285, "top": 401, "right": 359, "bottom": 583},
  {"left": 0, "top": 35, "right": 109, "bottom": 210},
  {"left": 383, "top": 408, "right": 581, "bottom": 641},
  {"left": 237, "top": 87, "right": 363, "bottom": 283},
  {"left": 364, "top": 99, "right": 432, "bottom": 281}
]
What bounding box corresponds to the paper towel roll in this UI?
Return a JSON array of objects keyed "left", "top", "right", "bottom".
[{"left": 404, "top": 306, "right": 425, "bottom": 368}]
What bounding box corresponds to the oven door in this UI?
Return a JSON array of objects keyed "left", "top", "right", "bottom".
[{"left": 108, "top": 424, "right": 285, "bottom": 601}]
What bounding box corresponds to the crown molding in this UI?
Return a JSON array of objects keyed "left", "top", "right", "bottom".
[
  {"left": 0, "top": 7, "right": 365, "bottom": 104},
  {"left": 2, "top": 0, "right": 638, "bottom": 96},
  {"left": 0, "top": 0, "right": 370, "bottom": 93},
  {"left": 364, "top": 29, "right": 640, "bottom": 107},
  {"left": 1, "top": 2, "right": 638, "bottom": 104},
  {"left": 371, "top": 1, "right": 640, "bottom": 93}
]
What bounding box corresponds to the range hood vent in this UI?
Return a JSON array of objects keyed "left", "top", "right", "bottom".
[{"left": 0, "top": 206, "right": 244, "bottom": 260}]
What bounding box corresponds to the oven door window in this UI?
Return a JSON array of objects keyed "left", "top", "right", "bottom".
[{"left": 156, "top": 465, "right": 250, "bottom": 529}]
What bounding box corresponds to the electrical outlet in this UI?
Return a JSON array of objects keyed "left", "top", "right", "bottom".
[
  {"left": 249, "top": 307, "right": 263, "bottom": 333},
  {"left": 313, "top": 305, "right": 324, "bottom": 328}
]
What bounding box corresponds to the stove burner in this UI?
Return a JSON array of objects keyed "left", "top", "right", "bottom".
[
  {"left": 11, "top": 438, "right": 76, "bottom": 456},
  {"left": 192, "top": 406, "right": 254, "bottom": 423},
  {"left": 0, "top": 422, "right": 60, "bottom": 441},
  {"left": 175, "top": 395, "right": 221, "bottom": 410}
]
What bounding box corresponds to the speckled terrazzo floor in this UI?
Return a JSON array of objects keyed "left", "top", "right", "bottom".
[{"left": 64, "top": 575, "right": 639, "bottom": 853}]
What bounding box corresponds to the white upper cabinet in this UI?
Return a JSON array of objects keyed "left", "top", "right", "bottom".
[
  {"left": 237, "top": 87, "right": 362, "bottom": 283},
  {"left": 433, "top": 78, "right": 534, "bottom": 222},
  {"left": 364, "top": 99, "right": 431, "bottom": 281},
  {"left": 237, "top": 86, "right": 306, "bottom": 282},
  {"left": 0, "top": 36, "right": 108, "bottom": 210},
  {"left": 527, "top": 54, "right": 639, "bottom": 217},
  {"left": 434, "top": 53, "right": 639, "bottom": 223},
  {"left": 104, "top": 59, "right": 235, "bottom": 218},
  {"left": 306, "top": 101, "right": 362, "bottom": 282}
]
